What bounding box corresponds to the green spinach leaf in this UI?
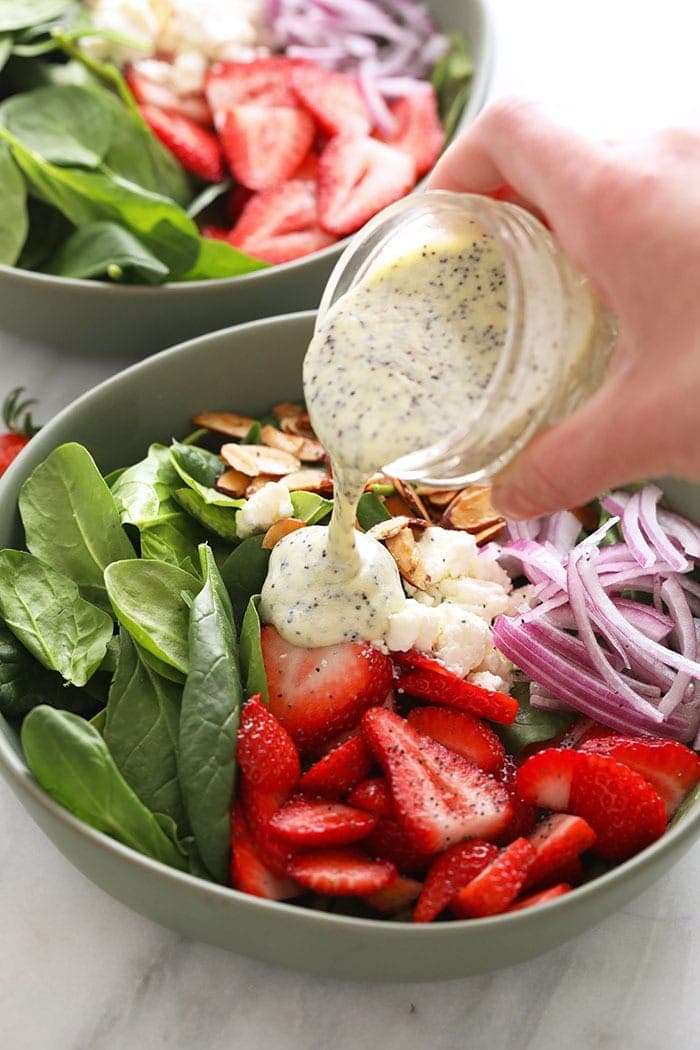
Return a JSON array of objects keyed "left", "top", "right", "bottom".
[
  {"left": 431, "top": 32, "right": 473, "bottom": 139},
  {"left": 239, "top": 594, "right": 268, "bottom": 702},
  {"left": 104, "top": 559, "right": 200, "bottom": 674},
  {"left": 19, "top": 442, "right": 134, "bottom": 612},
  {"left": 186, "top": 178, "right": 231, "bottom": 219},
  {"left": 0, "top": 619, "right": 96, "bottom": 720},
  {"left": 104, "top": 630, "right": 187, "bottom": 833},
  {"left": 16, "top": 197, "right": 72, "bottom": 269},
  {"left": 219, "top": 535, "right": 270, "bottom": 629},
  {"left": 290, "top": 490, "right": 333, "bottom": 525},
  {"left": 496, "top": 683, "right": 575, "bottom": 755},
  {"left": 356, "top": 491, "right": 391, "bottom": 531},
  {"left": 180, "top": 234, "right": 266, "bottom": 281},
  {"left": 21, "top": 705, "right": 188, "bottom": 870},
  {"left": 0, "top": 32, "right": 13, "bottom": 72},
  {"left": 173, "top": 487, "right": 239, "bottom": 542},
  {"left": 0, "top": 0, "right": 73, "bottom": 31},
  {"left": 0, "top": 83, "right": 114, "bottom": 167},
  {"left": 0, "top": 550, "right": 113, "bottom": 687},
  {"left": 43, "top": 220, "right": 169, "bottom": 282},
  {"left": 179, "top": 545, "right": 242, "bottom": 882},
  {"left": 0, "top": 141, "right": 27, "bottom": 264}
]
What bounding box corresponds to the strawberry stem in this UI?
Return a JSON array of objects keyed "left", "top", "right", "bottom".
[{"left": 3, "top": 387, "right": 40, "bottom": 437}]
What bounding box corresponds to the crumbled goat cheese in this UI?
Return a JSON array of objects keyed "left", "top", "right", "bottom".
[{"left": 235, "top": 481, "right": 293, "bottom": 540}]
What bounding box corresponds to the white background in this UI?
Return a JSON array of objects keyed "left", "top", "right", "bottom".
[{"left": 3, "top": 3, "right": 700, "bottom": 1048}]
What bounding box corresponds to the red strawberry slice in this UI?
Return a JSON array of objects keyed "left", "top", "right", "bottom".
[
  {"left": 200, "top": 225, "right": 230, "bottom": 241},
  {"left": 139, "top": 105, "right": 224, "bottom": 182},
  {"left": 579, "top": 736, "right": 700, "bottom": 818},
  {"left": 493, "top": 756, "right": 539, "bottom": 844},
  {"left": 517, "top": 748, "right": 668, "bottom": 861},
  {"left": 291, "top": 64, "right": 371, "bottom": 137},
  {"left": 407, "top": 707, "right": 505, "bottom": 773},
  {"left": 293, "top": 151, "right": 320, "bottom": 182},
  {"left": 414, "top": 840, "right": 499, "bottom": 923},
  {"left": 220, "top": 104, "right": 315, "bottom": 191},
  {"left": 240, "top": 782, "right": 297, "bottom": 878},
  {"left": 523, "top": 813, "right": 596, "bottom": 891},
  {"left": 393, "top": 650, "right": 518, "bottom": 725},
  {"left": 347, "top": 777, "right": 395, "bottom": 820},
  {"left": 363, "top": 817, "right": 436, "bottom": 873},
  {"left": 261, "top": 625, "right": 394, "bottom": 751},
  {"left": 237, "top": 695, "right": 300, "bottom": 795},
  {"left": 230, "top": 802, "right": 301, "bottom": 900},
  {"left": 362, "top": 708, "right": 513, "bottom": 853},
  {"left": 127, "top": 67, "right": 211, "bottom": 125},
  {"left": 205, "top": 57, "right": 300, "bottom": 126},
  {"left": 287, "top": 847, "right": 397, "bottom": 896},
  {"left": 376, "top": 88, "right": 445, "bottom": 177},
  {"left": 299, "top": 734, "right": 374, "bottom": 797},
  {"left": 228, "top": 178, "right": 335, "bottom": 263},
  {"left": 317, "top": 136, "right": 415, "bottom": 236},
  {"left": 451, "top": 838, "right": 537, "bottom": 918},
  {"left": 364, "top": 875, "right": 423, "bottom": 915},
  {"left": 507, "top": 882, "right": 571, "bottom": 912},
  {"left": 269, "top": 797, "right": 377, "bottom": 847}
]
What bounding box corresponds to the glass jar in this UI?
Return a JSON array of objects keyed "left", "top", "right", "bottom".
[{"left": 315, "top": 190, "right": 617, "bottom": 487}]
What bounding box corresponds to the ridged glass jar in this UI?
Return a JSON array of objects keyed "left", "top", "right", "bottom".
[{"left": 315, "top": 190, "right": 617, "bottom": 487}]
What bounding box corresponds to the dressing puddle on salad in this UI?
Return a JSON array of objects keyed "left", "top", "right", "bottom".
[{"left": 261, "top": 215, "right": 510, "bottom": 645}]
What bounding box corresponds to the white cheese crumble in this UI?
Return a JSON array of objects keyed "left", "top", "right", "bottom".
[{"left": 235, "top": 481, "right": 294, "bottom": 540}]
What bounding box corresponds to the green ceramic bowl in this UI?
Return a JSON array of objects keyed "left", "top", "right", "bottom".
[
  {"left": 0, "top": 0, "right": 494, "bottom": 360},
  {"left": 1, "top": 312, "right": 699, "bottom": 982}
]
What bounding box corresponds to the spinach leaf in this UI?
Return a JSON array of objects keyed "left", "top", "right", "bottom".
[
  {"left": 170, "top": 441, "right": 242, "bottom": 508},
  {"left": 16, "top": 197, "right": 72, "bottom": 269},
  {"left": 180, "top": 234, "right": 266, "bottom": 281},
  {"left": 179, "top": 545, "right": 242, "bottom": 882},
  {"left": 0, "top": 550, "right": 113, "bottom": 687},
  {"left": 0, "top": 619, "right": 96, "bottom": 720},
  {"left": 242, "top": 421, "right": 261, "bottom": 445},
  {"left": 356, "top": 491, "right": 391, "bottom": 531},
  {"left": 239, "top": 594, "right": 268, "bottom": 702},
  {"left": 0, "top": 32, "right": 13, "bottom": 72},
  {"left": 0, "top": 84, "right": 114, "bottom": 167},
  {"left": 496, "top": 683, "right": 575, "bottom": 755},
  {"left": 43, "top": 220, "right": 169, "bottom": 283},
  {"left": 0, "top": 0, "right": 73, "bottom": 31},
  {"left": 19, "top": 442, "right": 134, "bottom": 612},
  {"left": 21, "top": 705, "right": 188, "bottom": 870},
  {"left": 134, "top": 639, "right": 185, "bottom": 685},
  {"left": 104, "top": 559, "right": 200, "bottom": 675},
  {"left": 219, "top": 535, "right": 270, "bottom": 630},
  {"left": 104, "top": 630, "right": 187, "bottom": 833},
  {"left": 186, "top": 178, "right": 232, "bottom": 219},
  {"left": 290, "top": 490, "right": 333, "bottom": 525},
  {"left": 90, "top": 706, "right": 106, "bottom": 733},
  {"left": 0, "top": 141, "right": 27, "bottom": 264},
  {"left": 431, "top": 32, "right": 473, "bottom": 139},
  {"left": 173, "top": 487, "right": 239, "bottom": 542}
]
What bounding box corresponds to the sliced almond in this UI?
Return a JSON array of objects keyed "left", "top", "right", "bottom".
[
  {"left": 215, "top": 468, "right": 249, "bottom": 498},
  {"left": 280, "top": 413, "right": 316, "bottom": 439},
  {"left": 245, "top": 474, "right": 277, "bottom": 496},
  {"left": 474, "top": 521, "right": 508, "bottom": 545},
  {"left": 572, "top": 502, "right": 600, "bottom": 532},
  {"left": 425, "top": 488, "right": 464, "bottom": 507},
  {"left": 221, "top": 442, "right": 301, "bottom": 477},
  {"left": 192, "top": 411, "right": 255, "bottom": 440},
  {"left": 440, "top": 485, "right": 504, "bottom": 533},
  {"left": 262, "top": 518, "right": 307, "bottom": 549},
  {"left": 391, "top": 478, "right": 431, "bottom": 521},
  {"left": 279, "top": 469, "right": 334, "bottom": 495},
  {"left": 385, "top": 528, "right": 431, "bottom": 590},
  {"left": 272, "top": 402, "right": 304, "bottom": 422},
  {"left": 261, "top": 424, "right": 306, "bottom": 457},
  {"left": 367, "top": 516, "right": 429, "bottom": 541},
  {"left": 382, "top": 494, "right": 415, "bottom": 518}
]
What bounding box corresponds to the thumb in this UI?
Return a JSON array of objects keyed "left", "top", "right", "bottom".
[{"left": 490, "top": 367, "right": 662, "bottom": 519}]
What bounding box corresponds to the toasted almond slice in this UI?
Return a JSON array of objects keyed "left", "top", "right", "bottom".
[
  {"left": 367, "top": 516, "right": 430, "bottom": 541},
  {"left": 262, "top": 518, "right": 307, "bottom": 549},
  {"left": 440, "top": 485, "right": 504, "bottom": 532},
  {"left": 278, "top": 469, "right": 334, "bottom": 495},
  {"left": 391, "top": 478, "right": 432, "bottom": 521},
  {"left": 221, "top": 443, "right": 301, "bottom": 477},
  {"left": 215, "top": 468, "right": 249, "bottom": 498},
  {"left": 382, "top": 494, "right": 415, "bottom": 518},
  {"left": 245, "top": 474, "right": 277, "bottom": 496},
  {"left": 474, "top": 521, "right": 508, "bottom": 545},
  {"left": 192, "top": 411, "right": 255, "bottom": 439},
  {"left": 261, "top": 424, "right": 306, "bottom": 457},
  {"left": 272, "top": 402, "right": 304, "bottom": 421},
  {"left": 280, "top": 413, "right": 316, "bottom": 439},
  {"left": 425, "top": 488, "right": 464, "bottom": 507},
  {"left": 385, "top": 528, "right": 431, "bottom": 590},
  {"left": 572, "top": 502, "right": 600, "bottom": 532}
]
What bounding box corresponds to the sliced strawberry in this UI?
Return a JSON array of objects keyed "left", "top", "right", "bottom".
[
  {"left": 139, "top": 104, "right": 224, "bottom": 182},
  {"left": 291, "top": 64, "right": 371, "bottom": 137},
  {"left": 579, "top": 736, "right": 700, "bottom": 818},
  {"left": 230, "top": 803, "right": 301, "bottom": 900},
  {"left": 224, "top": 184, "right": 254, "bottom": 223},
  {"left": 347, "top": 777, "right": 395, "bottom": 820},
  {"left": 287, "top": 847, "right": 396, "bottom": 896},
  {"left": 240, "top": 782, "right": 296, "bottom": 877},
  {"left": 507, "top": 882, "right": 571, "bottom": 912},
  {"left": 493, "top": 756, "right": 539, "bottom": 844},
  {"left": 517, "top": 748, "right": 668, "bottom": 861},
  {"left": 220, "top": 105, "right": 315, "bottom": 191},
  {"left": 127, "top": 66, "right": 211, "bottom": 125},
  {"left": 364, "top": 875, "right": 423, "bottom": 915},
  {"left": 293, "top": 151, "right": 320, "bottom": 182},
  {"left": 261, "top": 625, "right": 394, "bottom": 751},
  {"left": 205, "top": 57, "right": 300, "bottom": 127},
  {"left": 237, "top": 695, "right": 300, "bottom": 795},
  {"left": 451, "top": 838, "right": 537, "bottom": 919},
  {"left": 407, "top": 707, "right": 505, "bottom": 773},
  {"left": 394, "top": 650, "right": 518, "bottom": 725},
  {"left": 523, "top": 813, "right": 596, "bottom": 891},
  {"left": 518, "top": 716, "right": 616, "bottom": 762},
  {"left": 414, "top": 840, "right": 499, "bottom": 923},
  {"left": 299, "top": 734, "right": 374, "bottom": 797},
  {"left": 229, "top": 178, "right": 336, "bottom": 264},
  {"left": 200, "top": 225, "right": 230, "bottom": 241},
  {"left": 363, "top": 817, "right": 436, "bottom": 873},
  {"left": 269, "top": 797, "right": 377, "bottom": 847},
  {"left": 317, "top": 135, "right": 415, "bottom": 236},
  {"left": 362, "top": 708, "right": 513, "bottom": 853},
  {"left": 376, "top": 88, "right": 445, "bottom": 177}
]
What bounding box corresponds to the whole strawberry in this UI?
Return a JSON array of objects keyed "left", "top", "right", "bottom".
[{"left": 0, "top": 388, "right": 39, "bottom": 477}]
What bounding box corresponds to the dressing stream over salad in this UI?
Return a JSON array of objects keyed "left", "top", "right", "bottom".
[{"left": 261, "top": 219, "right": 510, "bottom": 645}]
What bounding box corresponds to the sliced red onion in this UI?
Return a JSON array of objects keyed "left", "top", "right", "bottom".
[
  {"left": 580, "top": 515, "right": 620, "bottom": 549},
  {"left": 542, "top": 510, "right": 582, "bottom": 554},
  {"left": 622, "top": 491, "right": 656, "bottom": 568},
  {"left": 658, "top": 577, "right": 697, "bottom": 715},
  {"left": 375, "top": 75, "right": 432, "bottom": 96},
  {"left": 639, "top": 484, "right": 690, "bottom": 572},
  {"left": 500, "top": 539, "right": 567, "bottom": 588},
  {"left": 358, "top": 61, "right": 398, "bottom": 136}
]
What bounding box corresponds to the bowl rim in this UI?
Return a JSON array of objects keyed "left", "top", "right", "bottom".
[
  {"left": 0, "top": 0, "right": 495, "bottom": 297},
  {"left": 1, "top": 309, "right": 699, "bottom": 938}
]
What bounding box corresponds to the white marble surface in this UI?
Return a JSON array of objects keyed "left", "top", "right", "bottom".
[{"left": 3, "top": 1, "right": 700, "bottom": 1046}]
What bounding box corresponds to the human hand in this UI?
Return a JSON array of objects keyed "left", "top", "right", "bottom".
[{"left": 427, "top": 99, "right": 700, "bottom": 519}]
